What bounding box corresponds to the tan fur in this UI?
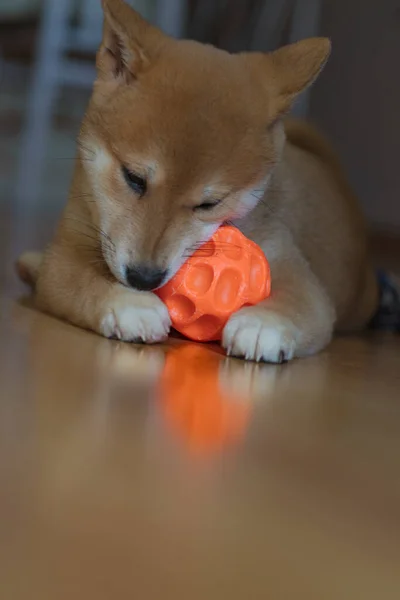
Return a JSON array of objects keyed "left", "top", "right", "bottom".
[{"left": 17, "top": 0, "right": 378, "bottom": 362}]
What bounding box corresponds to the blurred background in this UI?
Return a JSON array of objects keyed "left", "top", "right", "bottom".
[{"left": 0, "top": 0, "right": 399, "bottom": 291}]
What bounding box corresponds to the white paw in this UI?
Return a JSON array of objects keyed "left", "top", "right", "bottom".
[
  {"left": 222, "top": 307, "right": 298, "bottom": 363},
  {"left": 100, "top": 291, "right": 171, "bottom": 344}
]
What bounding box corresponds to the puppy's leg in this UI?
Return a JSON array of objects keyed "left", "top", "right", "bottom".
[
  {"left": 33, "top": 243, "right": 171, "bottom": 343},
  {"left": 222, "top": 230, "right": 335, "bottom": 363},
  {"left": 337, "top": 265, "right": 378, "bottom": 332}
]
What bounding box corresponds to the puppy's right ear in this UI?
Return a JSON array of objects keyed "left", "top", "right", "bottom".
[{"left": 97, "top": 0, "right": 166, "bottom": 83}]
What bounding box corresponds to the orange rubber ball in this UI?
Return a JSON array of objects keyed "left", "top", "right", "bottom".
[{"left": 156, "top": 226, "right": 271, "bottom": 342}]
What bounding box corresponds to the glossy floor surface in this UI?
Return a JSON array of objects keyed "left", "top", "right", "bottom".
[{"left": 1, "top": 231, "right": 400, "bottom": 599}]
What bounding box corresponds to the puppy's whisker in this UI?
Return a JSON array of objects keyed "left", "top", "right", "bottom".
[
  {"left": 74, "top": 243, "right": 103, "bottom": 251},
  {"left": 86, "top": 259, "right": 107, "bottom": 267},
  {"left": 66, "top": 229, "right": 98, "bottom": 243},
  {"left": 77, "top": 140, "right": 96, "bottom": 158},
  {"left": 65, "top": 229, "right": 115, "bottom": 257},
  {"left": 69, "top": 193, "right": 93, "bottom": 199},
  {"left": 69, "top": 195, "right": 98, "bottom": 205},
  {"left": 73, "top": 240, "right": 104, "bottom": 250},
  {"left": 64, "top": 217, "right": 116, "bottom": 249},
  {"left": 56, "top": 157, "right": 94, "bottom": 162},
  {"left": 185, "top": 241, "right": 243, "bottom": 254}
]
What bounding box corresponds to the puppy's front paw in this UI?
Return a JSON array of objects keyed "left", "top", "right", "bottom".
[
  {"left": 222, "top": 307, "right": 298, "bottom": 363},
  {"left": 100, "top": 290, "right": 171, "bottom": 344}
]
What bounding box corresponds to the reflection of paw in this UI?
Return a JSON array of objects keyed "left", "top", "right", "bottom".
[
  {"left": 218, "top": 359, "right": 280, "bottom": 400},
  {"left": 100, "top": 291, "right": 171, "bottom": 343},
  {"left": 222, "top": 307, "right": 298, "bottom": 363},
  {"left": 96, "top": 343, "right": 165, "bottom": 383}
]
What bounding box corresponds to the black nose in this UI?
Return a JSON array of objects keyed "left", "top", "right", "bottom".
[{"left": 125, "top": 265, "right": 167, "bottom": 291}]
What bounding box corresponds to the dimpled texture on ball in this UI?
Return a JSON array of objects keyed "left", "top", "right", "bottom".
[{"left": 156, "top": 226, "right": 271, "bottom": 342}]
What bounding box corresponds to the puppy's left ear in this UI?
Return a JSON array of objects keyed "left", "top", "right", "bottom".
[
  {"left": 252, "top": 38, "right": 331, "bottom": 119},
  {"left": 97, "top": 0, "right": 167, "bottom": 83}
]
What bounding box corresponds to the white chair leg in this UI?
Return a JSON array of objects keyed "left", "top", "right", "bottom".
[{"left": 15, "top": 0, "right": 71, "bottom": 208}]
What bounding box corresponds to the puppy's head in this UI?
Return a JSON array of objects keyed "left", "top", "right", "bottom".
[{"left": 80, "top": 0, "right": 330, "bottom": 291}]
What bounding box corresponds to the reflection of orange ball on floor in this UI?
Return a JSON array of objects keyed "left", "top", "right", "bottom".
[
  {"left": 156, "top": 226, "right": 271, "bottom": 342},
  {"left": 159, "top": 345, "right": 251, "bottom": 456}
]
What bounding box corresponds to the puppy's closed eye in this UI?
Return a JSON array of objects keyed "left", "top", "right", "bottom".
[
  {"left": 194, "top": 200, "right": 221, "bottom": 212},
  {"left": 122, "top": 165, "right": 147, "bottom": 197}
]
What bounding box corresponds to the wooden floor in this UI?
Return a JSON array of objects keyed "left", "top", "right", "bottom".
[{"left": 1, "top": 220, "right": 400, "bottom": 599}]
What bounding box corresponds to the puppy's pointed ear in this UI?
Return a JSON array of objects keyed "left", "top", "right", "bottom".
[
  {"left": 97, "top": 0, "right": 166, "bottom": 83},
  {"left": 251, "top": 38, "right": 331, "bottom": 119}
]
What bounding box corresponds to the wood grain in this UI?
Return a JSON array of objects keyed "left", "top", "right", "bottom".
[{"left": 1, "top": 224, "right": 400, "bottom": 599}]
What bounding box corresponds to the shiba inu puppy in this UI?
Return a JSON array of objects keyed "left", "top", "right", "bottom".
[{"left": 17, "top": 0, "right": 379, "bottom": 362}]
